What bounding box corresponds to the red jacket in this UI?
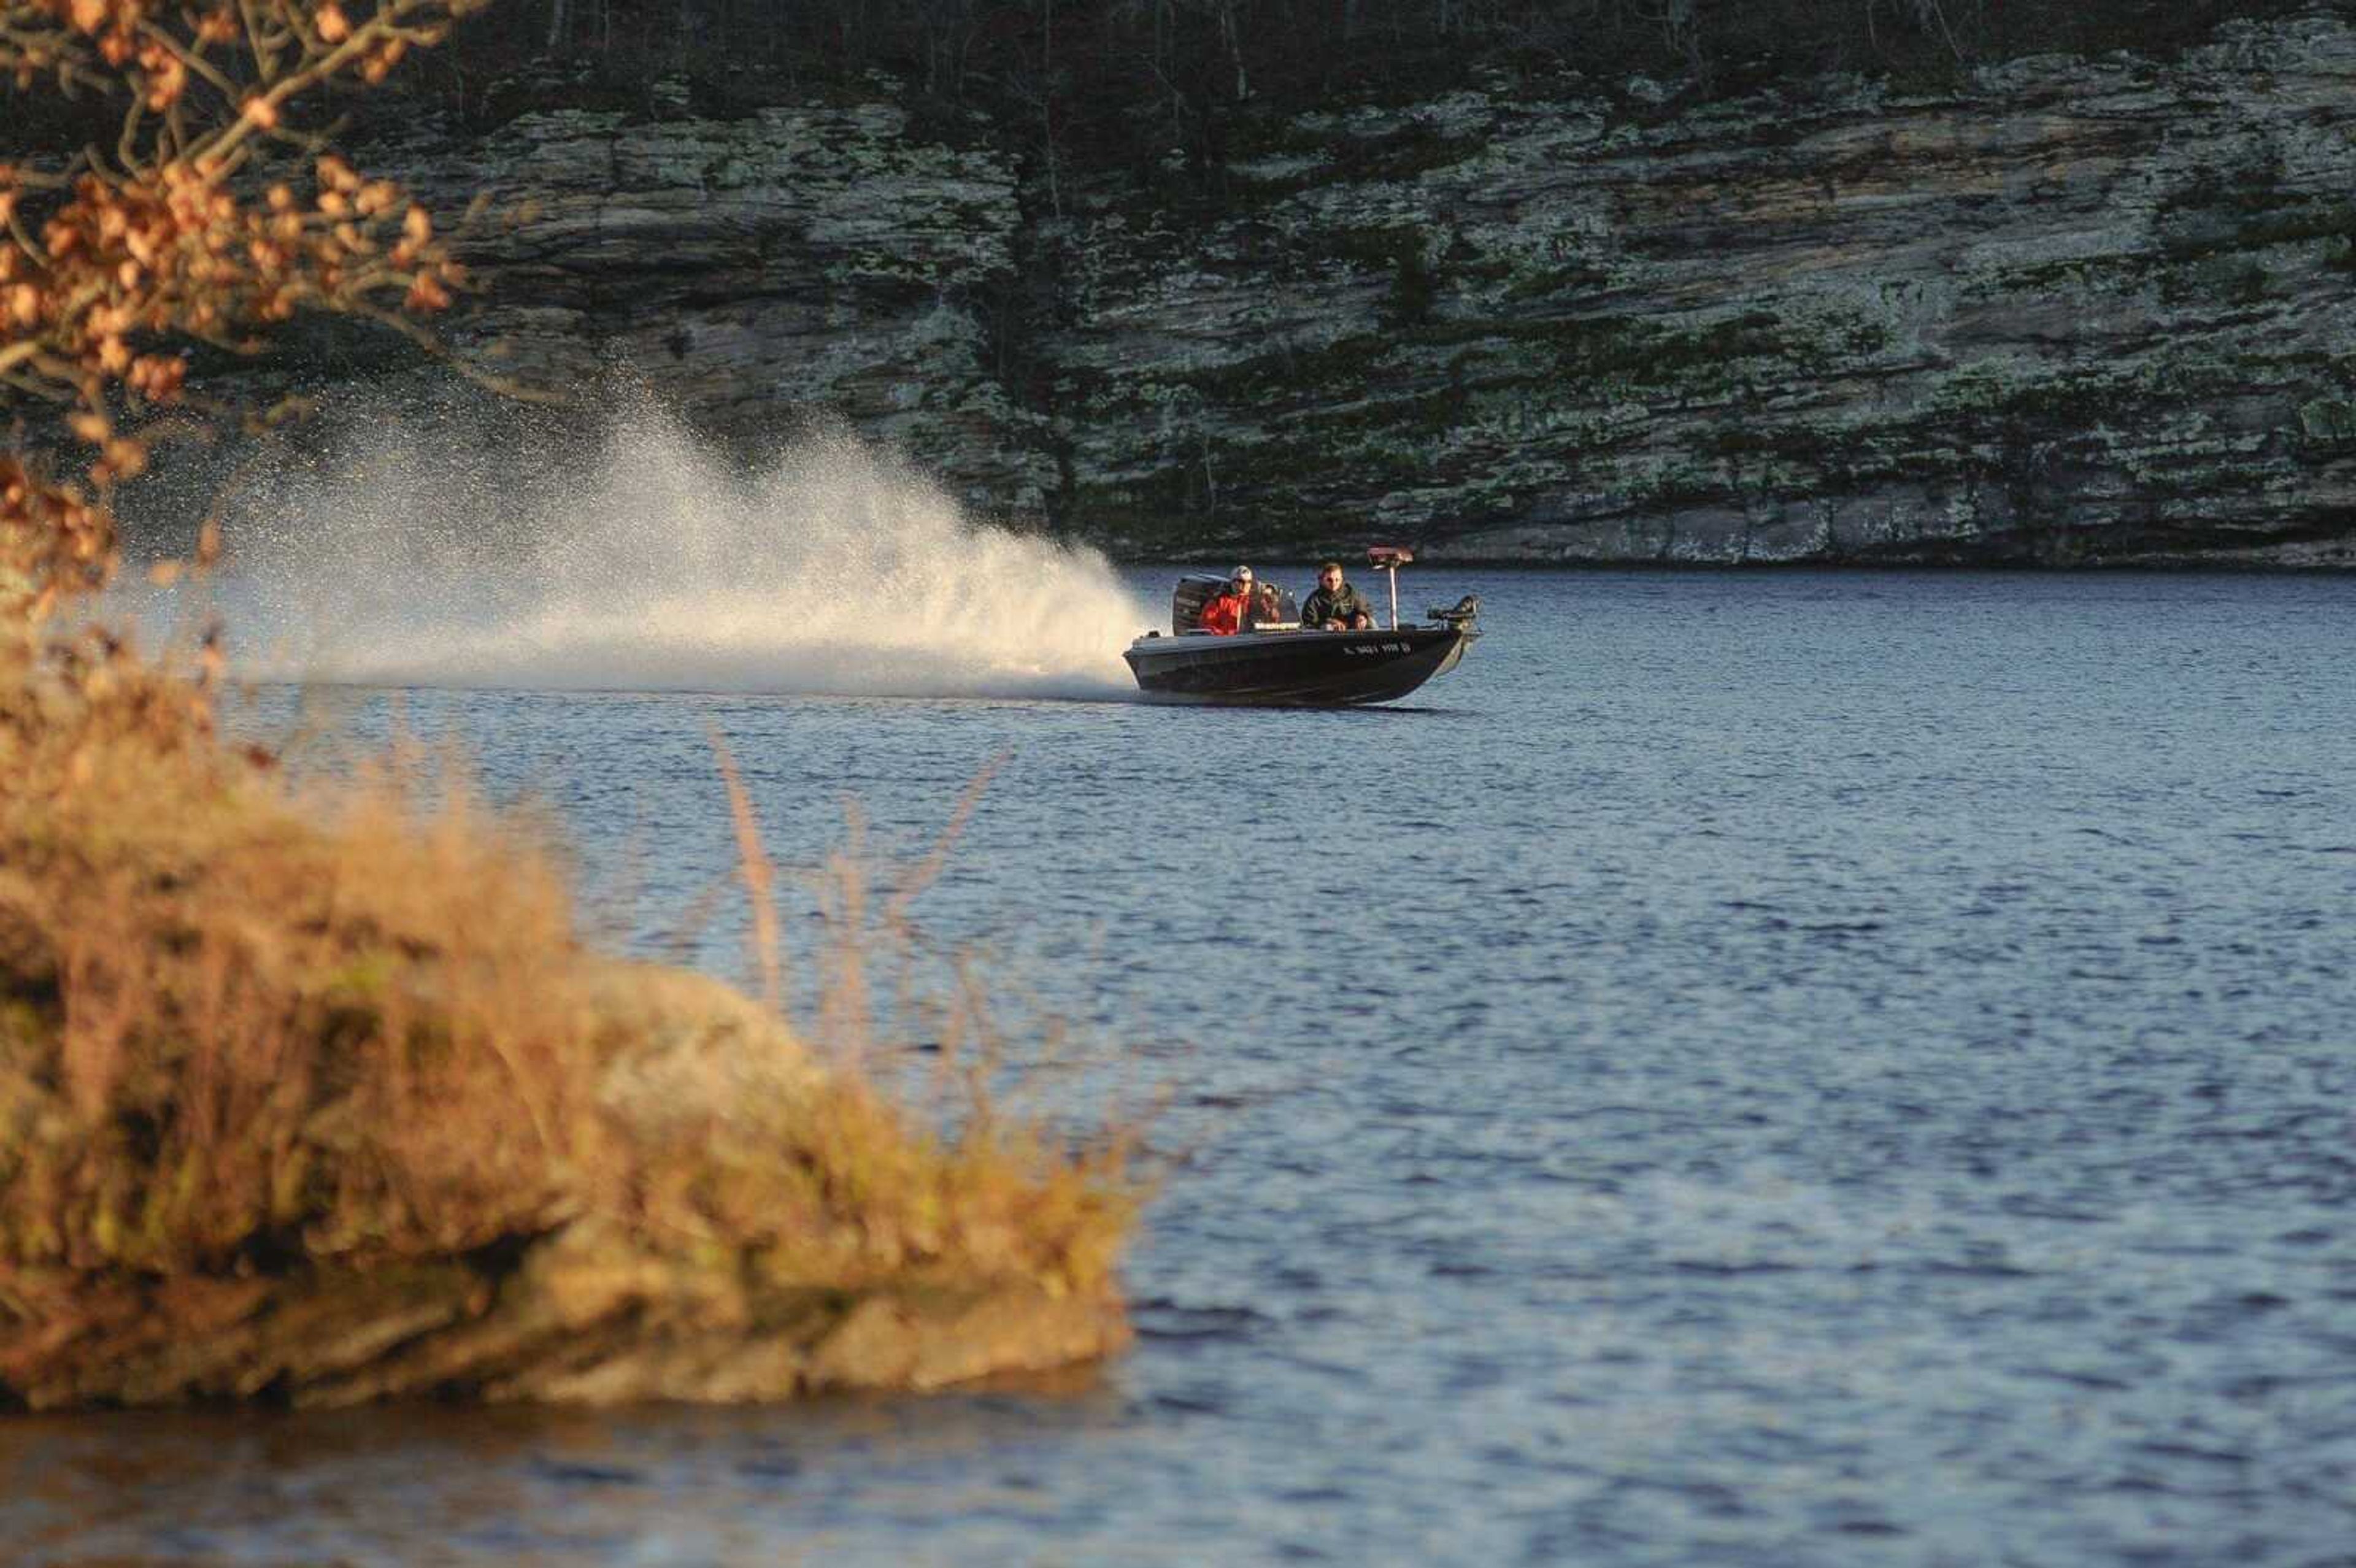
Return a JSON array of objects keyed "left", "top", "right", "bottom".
[{"left": 1198, "top": 590, "right": 1247, "bottom": 635}]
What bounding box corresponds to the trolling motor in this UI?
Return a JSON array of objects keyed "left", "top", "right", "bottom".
[
  {"left": 1368, "top": 546, "right": 1479, "bottom": 637},
  {"left": 1426, "top": 593, "right": 1482, "bottom": 635}
]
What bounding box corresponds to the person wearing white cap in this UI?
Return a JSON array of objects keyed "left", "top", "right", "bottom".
[{"left": 1197, "top": 565, "right": 1258, "bottom": 635}]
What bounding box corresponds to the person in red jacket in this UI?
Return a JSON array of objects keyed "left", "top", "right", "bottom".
[{"left": 1198, "top": 566, "right": 1257, "bottom": 634}]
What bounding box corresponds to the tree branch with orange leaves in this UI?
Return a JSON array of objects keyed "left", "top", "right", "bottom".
[{"left": 1, "top": 0, "right": 491, "bottom": 621}]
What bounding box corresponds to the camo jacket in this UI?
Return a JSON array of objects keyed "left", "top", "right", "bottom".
[{"left": 1301, "top": 583, "right": 1376, "bottom": 629}]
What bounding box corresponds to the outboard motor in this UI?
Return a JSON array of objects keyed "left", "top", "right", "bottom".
[{"left": 1171, "top": 574, "right": 1228, "bottom": 634}]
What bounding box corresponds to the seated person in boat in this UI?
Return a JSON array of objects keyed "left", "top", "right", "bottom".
[
  {"left": 1198, "top": 566, "right": 1259, "bottom": 635},
  {"left": 1302, "top": 561, "right": 1376, "bottom": 631}
]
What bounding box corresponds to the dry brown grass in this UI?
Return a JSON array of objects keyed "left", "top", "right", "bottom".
[
  {"left": 0, "top": 628, "right": 1140, "bottom": 1323},
  {"left": 2, "top": 0, "right": 1139, "bottom": 1405}
]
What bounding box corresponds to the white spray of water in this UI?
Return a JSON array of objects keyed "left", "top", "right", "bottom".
[{"left": 200, "top": 396, "right": 1150, "bottom": 699}]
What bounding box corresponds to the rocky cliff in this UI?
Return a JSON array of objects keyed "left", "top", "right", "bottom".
[{"left": 366, "top": 9, "right": 2356, "bottom": 565}]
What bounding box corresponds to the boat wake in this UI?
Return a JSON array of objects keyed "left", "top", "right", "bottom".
[{"left": 144, "top": 392, "right": 1147, "bottom": 701}]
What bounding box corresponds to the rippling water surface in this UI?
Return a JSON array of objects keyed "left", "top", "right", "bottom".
[{"left": 12, "top": 569, "right": 2356, "bottom": 1566}]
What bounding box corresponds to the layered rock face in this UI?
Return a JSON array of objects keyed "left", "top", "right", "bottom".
[
  {"left": 388, "top": 11, "right": 2356, "bottom": 564},
  {"left": 377, "top": 98, "right": 1058, "bottom": 507}
]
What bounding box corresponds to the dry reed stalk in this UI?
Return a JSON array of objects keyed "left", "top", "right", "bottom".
[
  {"left": 819, "top": 805, "right": 873, "bottom": 1064},
  {"left": 707, "top": 724, "right": 785, "bottom": 1019},
  {"left": 884, "top": 750, "right": 1005, "bottom": 937}
]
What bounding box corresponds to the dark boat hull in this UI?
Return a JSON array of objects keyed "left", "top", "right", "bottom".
[{"left": 1123, "top": 626, "right": 1471, "bottom": 706}]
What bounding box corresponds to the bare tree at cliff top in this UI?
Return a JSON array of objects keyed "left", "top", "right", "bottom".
[{"left": 0, "top": 0, "right": 485, "bottom": 623}]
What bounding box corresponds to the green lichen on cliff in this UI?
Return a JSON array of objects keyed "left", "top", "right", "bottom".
[
  {"left": 226, "top": 12, "right": 2356, "bottom": 564},
  {"left": 1022, "top": 13, "right": 2356, "bottom": 562}
]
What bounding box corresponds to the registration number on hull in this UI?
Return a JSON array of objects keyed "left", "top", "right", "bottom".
[{"left": 1343, "top": 642, "right": 1410, "bottom": 655}]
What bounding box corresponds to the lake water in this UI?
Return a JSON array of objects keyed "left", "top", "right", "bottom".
[{"left": 11, "top": 567, "right": 2356, "bottom": 1566}]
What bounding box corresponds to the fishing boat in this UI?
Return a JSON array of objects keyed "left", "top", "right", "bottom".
[{"left": 1123, "top": 548, "right": 1480, "bottom": 706}]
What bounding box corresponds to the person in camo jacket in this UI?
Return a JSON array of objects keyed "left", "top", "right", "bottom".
[{"left": 1301, "top": 561, "right": 1376, "bottom": 631}]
